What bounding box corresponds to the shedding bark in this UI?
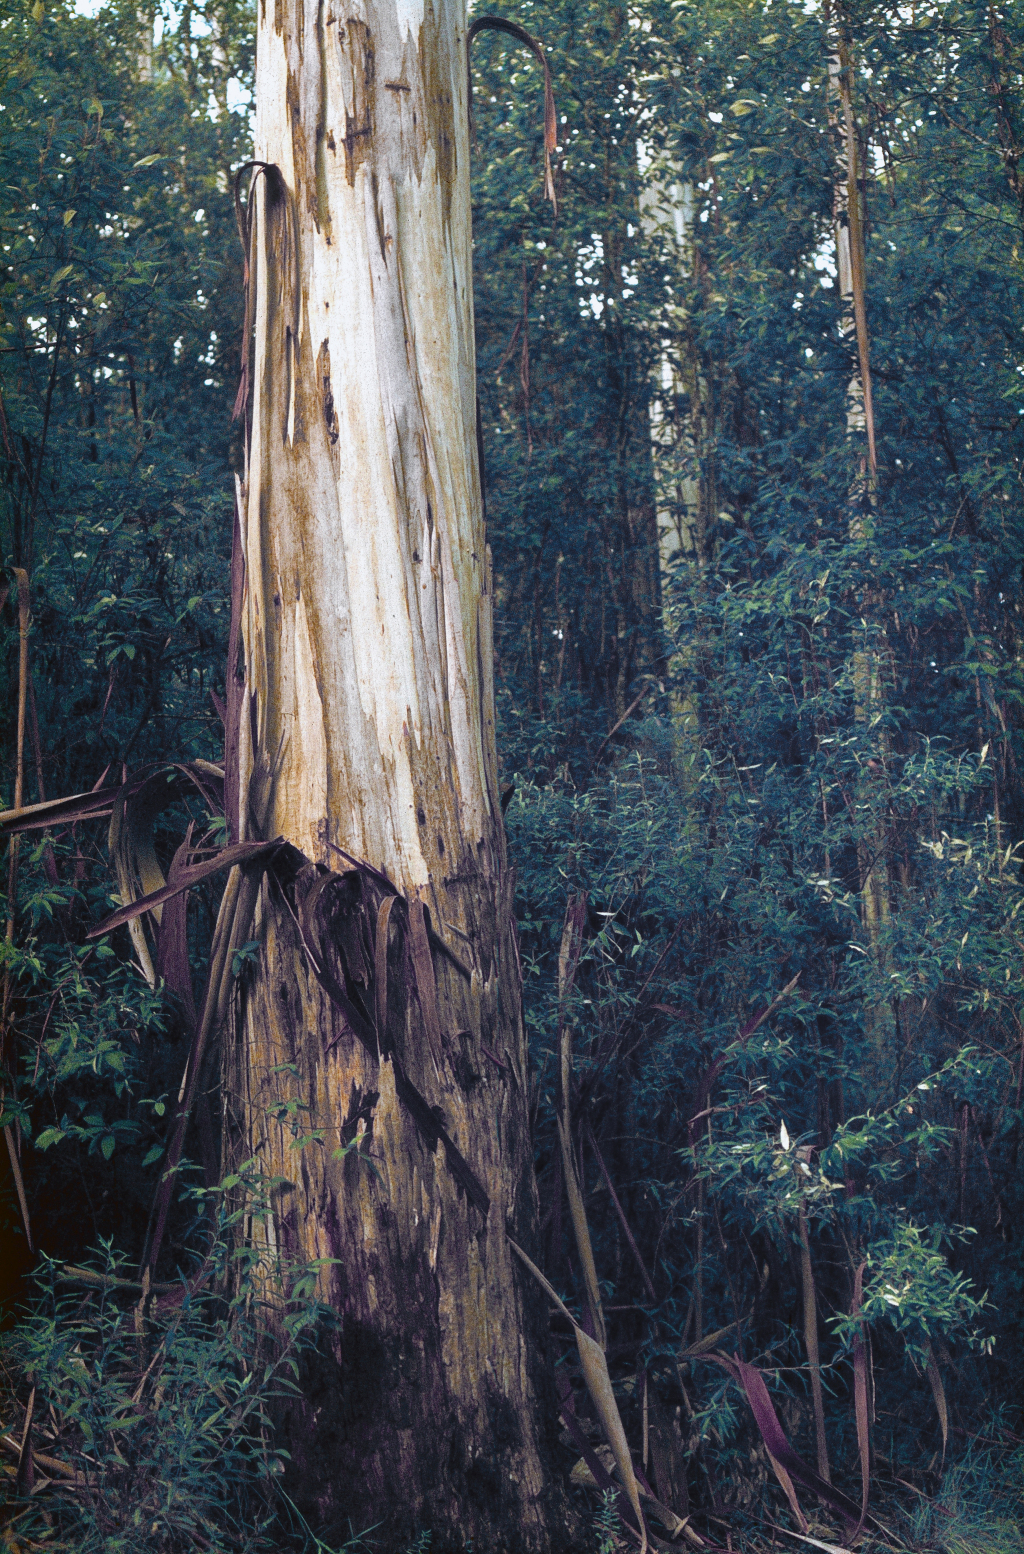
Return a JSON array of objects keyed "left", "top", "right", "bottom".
[{"left": 222, "top": 0, "right": 568, "bottom": 1547}]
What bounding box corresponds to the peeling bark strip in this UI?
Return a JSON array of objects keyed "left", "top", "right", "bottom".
[
  {"left": 227, "top": 0, "right": 565, "bottom": 1546},
  {"left": 466, "top": 16, "right": 558, "bottom": 213},
  {"left": 289, "top": 856, "right": 490, "bottom": 1213}
]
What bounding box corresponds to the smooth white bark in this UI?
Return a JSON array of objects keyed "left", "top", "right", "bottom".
[{"left": 242, "top": 0, "right": 496, "bottom": 895}]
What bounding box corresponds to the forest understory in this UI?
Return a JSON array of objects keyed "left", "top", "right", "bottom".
[{"left": 1, "top": 0, "right": 1023, "bottom": 1548}]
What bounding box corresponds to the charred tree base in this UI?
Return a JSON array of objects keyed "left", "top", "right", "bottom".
[{"left": 223, "top": 870, "right": 575, "bottom": 1552}]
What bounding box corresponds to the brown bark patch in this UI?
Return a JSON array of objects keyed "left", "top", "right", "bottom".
[
  {"left": 317, "top": 340, "right": 340, "bottom": 444},
  {"left": 336, "top": 17, "right": 375, "bottom": 185},
  {"left": 417, "top": 17, "right": 457, "bottom": 225}
]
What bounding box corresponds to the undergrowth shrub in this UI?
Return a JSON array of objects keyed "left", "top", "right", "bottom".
[
  {"left": 506, "top": 732, "right": 1021, "bottom": 1532},
  {"left": 0, "top": 1171, "right": 340, "bottom": 1553},
  {"left": 896, "top": 1420, "right": 1024, "bottom": 1554}
]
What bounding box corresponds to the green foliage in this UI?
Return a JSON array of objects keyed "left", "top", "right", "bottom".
[
  {"left": 477, "top": 0, "right": 1024, "bottom": 1522},
  {"left": 895, "top": 1422, "right": 1024, "bottom": 1554},
  {"left": 853, "top": 1219, "right": 991, "bottom": 1358},
  {"left": 1, "top": 1170, "right": 339, "bottom": 1552},
  {"left": 1, "top": 923, "right": 203, "bottom": 1262},
  {"left": 472, "top": 0, "right": 665, "bottom": 736},
  {"left": 593, "top": 1489, "right": 621, "bottom": 1554},
  {"left": 0, "top": 0, "right": 253, "bottom": 1270},
  {"left": 1, "top": 0, "right": 251, "bottom": 791}
]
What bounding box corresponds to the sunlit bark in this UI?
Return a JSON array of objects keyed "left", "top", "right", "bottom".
[{"left": 224, "top": 1, "right": 565, "bottom": 1545}]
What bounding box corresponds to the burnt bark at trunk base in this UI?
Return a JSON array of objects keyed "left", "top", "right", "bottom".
[{"left": 223, "top": 867, "right": 568, "bottom": 1550}]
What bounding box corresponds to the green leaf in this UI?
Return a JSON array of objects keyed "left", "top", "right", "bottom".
[
  {"left": 34, "top": 1127, "right": 66, "bottom": 1150},
  {"left": 232, "top": 940, "right": 261, "bottom": 976}
]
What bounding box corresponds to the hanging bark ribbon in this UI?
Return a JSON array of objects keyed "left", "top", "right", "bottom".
[
  {"left": 231, "top": 160, "right": 283, "bottom": 455},
  {"left": 3, "top": 569, "right": 34, "bottom": 1254},
  {"left": 468, "top": 16, "right": 559, "bottom": 215},
  {"left": 508, "top": 1238, "right": 647, "bottom": 1554},
  {"left": 3, "top": 569, "right": 29, "bottom": 958},
  {"left": 850, "top": 1261, "right": 871, "bottom": 1541}
]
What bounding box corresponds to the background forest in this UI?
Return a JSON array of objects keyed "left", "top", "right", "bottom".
[{"left": 1, "top": 0, "right": 1023, "bottom": 1549}]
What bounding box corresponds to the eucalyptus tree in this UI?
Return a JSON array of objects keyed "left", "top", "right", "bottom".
[{"left": 223, "top": 0, "right": 567, "bottom": 1546}]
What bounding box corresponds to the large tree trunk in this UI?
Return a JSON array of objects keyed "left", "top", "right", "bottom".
[{"left": 224, "top": 1, "right": 566, "bottom": 1546}]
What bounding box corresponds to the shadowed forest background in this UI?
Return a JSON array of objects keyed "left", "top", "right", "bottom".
[{"left": 1, "top": 0, "right": 1024, "bottom": 1548}]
